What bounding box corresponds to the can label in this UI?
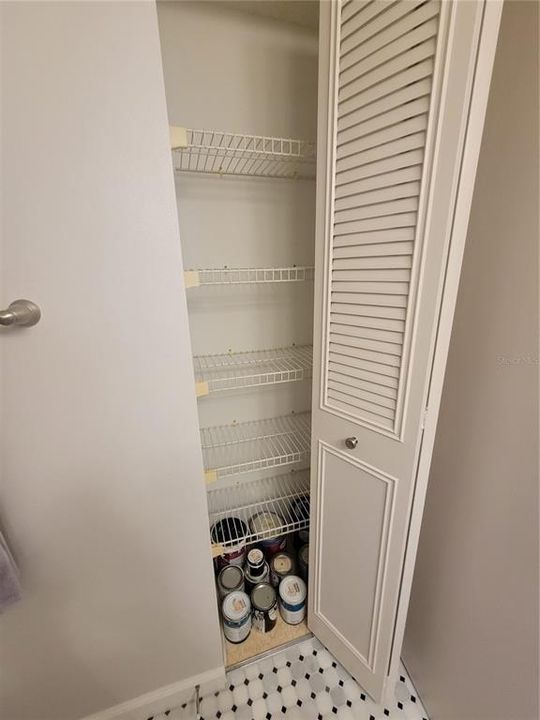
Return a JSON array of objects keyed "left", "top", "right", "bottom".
[
  {"left": 223, "top": 613, "right": 251, "bottom": 643},
  {"left": 217, "top": 545, "right": 246, "bottom": 569},
  {"left": 245, "top": 565, "right": 269, "bottom": 595},
  {"left": 252, "top": 604, "right": 278, "bottom": 633},
  {"left": 279, "top": 598, "right": 306, "bottom": 625}
]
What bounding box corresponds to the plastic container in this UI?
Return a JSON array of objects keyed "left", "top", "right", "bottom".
[
  {"left": 278, "top": 575, "right": 307, "bottom": 625},
  {"left": 222, "top": 591, "right": 251, "bottom": 644}
]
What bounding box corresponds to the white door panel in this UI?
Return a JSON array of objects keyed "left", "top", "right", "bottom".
[
  {"left": 0, "top": 4, "right": 223, "bottom": 719},
  {"left": 310, "top": 0, "right": 502, "bottom": 700}
]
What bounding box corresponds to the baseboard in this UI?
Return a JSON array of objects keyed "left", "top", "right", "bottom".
[{"left": 81, "top": 665, "right": 226, "bottom": 720}]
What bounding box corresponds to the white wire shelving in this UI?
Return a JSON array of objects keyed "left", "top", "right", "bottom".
[
  {"left": 184, "top": 266, "right": 314, "bottom": 288},
  {"left": 201, "top": 412, "right": 311, "bottom": 483},
  {"left": 171, "top": 127, "right": 316, "bottom": 179},
  {"left": 194, "top": 345, "right": 313, "bottom": 397},
  {"left": 208, "top": 471, "right": 310, "bottom": 556}
]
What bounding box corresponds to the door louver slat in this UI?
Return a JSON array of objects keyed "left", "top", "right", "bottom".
[
  {"left": 333, "top": 241, "right": 415, "bottom": 258},
  {"left": 335, "top": 169, "right": 422, "bottom": 202},
  {"left": 340, "top": 0, "right": 425, "bottom": 56},
  {"left": 339, "top": 40, "right": 436, "bottom": 109},
  {"left": 331, "top": 302, "right": 407, "bottom": 320},
  {"left": 324, "top": 0, "right": 441, "bottom": 431},
  {"left": 329, "top": 331, "right": 403, "bottom": 355},
  {"left": 341, "top": 0, "right": 396, "bottom": 36},
  {"left": 335, "top": 138, "right": 426, "bottom": 185},
  {"left": 327, "top": 357, "right": 400, "bottom": 389},
  {"left": 327, "top": 369, "right": 398, "bottom": 399},
  {"left": 336, "top": 115, "right": 429, "bottom": 163},
  {"left": 327, "top": 381, "right": 397, "bottom": 411},
  {"left": 334, "top": 197, "right": 419, "bottom": 224},
  {"left": 339, "top": 54, "right": 434, "bottom": 113},
  {"left": 333, "top": 213, "right": 417, "bottom": 236},
  {"left": 340, "top": 2, "right": 439, "bottom": 73},
  {"left": 333, "top": 227, "right": 415, "bottom": 247},
  {"left": 340, "top": 17, "right": 439, "bottom": 87},
  {"left": 338, "top": 78, "right": 433, "bottom": 136}
]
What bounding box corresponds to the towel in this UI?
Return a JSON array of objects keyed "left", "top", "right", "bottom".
[{"left": 0, "top": 530, "right": 21, "bottom": 611}]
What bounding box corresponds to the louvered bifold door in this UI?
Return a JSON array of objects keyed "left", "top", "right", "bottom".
[{"left": 309, "top": 0, "right": 502, "bottom": 701}]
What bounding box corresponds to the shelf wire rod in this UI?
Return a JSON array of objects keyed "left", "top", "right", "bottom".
[
  {"left": 211, "top": 479, "right": 308, "bottom": 517},
  {"left": 221, "top": 132, "right": 236, "bottom": 174}
]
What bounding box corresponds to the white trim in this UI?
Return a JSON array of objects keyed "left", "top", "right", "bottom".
[
  {"left": 80, "top": 666, "right": 225, "bottom": 720},
  {"left": 313, "top": 441, "right": 397, "bottom": 672},
  {"left": 385, "top": 0, "right": 504, "bottom": 692}
]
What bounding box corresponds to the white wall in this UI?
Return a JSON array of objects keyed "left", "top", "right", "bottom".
[
  {"left": 157, "top": 2, "right": 319, "bottom": 437},
  {"left": 403, "top": 2, "right": 539, "bottom": 718},
  {"left": 0, "top": 3, "right": 223, "bottom": 719}
]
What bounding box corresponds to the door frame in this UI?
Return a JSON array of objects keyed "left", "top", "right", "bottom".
[{"left": 386, "top": 0, "right": 504, "bottom": 694}]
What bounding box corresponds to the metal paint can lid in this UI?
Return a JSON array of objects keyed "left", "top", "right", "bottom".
[
  {"left": 251, "top": 582, "right": 277, "bottom": 612},
  {"left": 249, "top": 511, "right": 284, "bottom": 536},
  {"left": 279, "top": 575, "right": 307, "bottom": 606},
  {"left": 271, "top": 552, "right": 294, "bottom": 576},
  {"left": 222, "top": 591, "right": 251, "bottom": 623},
  {"left": 247, "top": 548, "right": 265, "bottom": 569},
  {"left": 218, "top": 565, "right": 244, "bottom": 592}
]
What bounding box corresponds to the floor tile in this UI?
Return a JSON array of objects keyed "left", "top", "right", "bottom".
[{"left": 148, "top": 637, "right": 429, "bottom": 720}]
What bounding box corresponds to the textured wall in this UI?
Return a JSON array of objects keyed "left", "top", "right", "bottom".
[{"left": 403, "top": 2, "right": 539, "bottom": 719}]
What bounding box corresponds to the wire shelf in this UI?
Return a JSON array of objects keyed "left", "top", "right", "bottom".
[
  {"left": 201, "top": 412, "right": 311, "bottom": 483},
  {"left": 172, "top": 128, "right": 316, "bottom": 179},
  {"left": 208, "top": 471, "right": 310, "bottom": 554},
  {"left": 194, "top": 345, "right": 313, "bottom": 397},
  {"left": 184, "top": 266, "right": 314, "bottom": 288}
]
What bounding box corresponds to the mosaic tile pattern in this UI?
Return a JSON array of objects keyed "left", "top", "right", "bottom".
[{"left": 150, "top": 636, "right": 428, "bottom": 720}]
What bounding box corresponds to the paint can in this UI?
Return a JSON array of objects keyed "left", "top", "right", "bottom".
[
  {"left": 222, "top": 591, "right": 251, "bottom": 644},
  {"left": 290, "top": 494, "right": 310, "bottom": 523},
  {"left": 298, "top": 543, "right": 309, "bottom": 582},
  {"left": 269, "top": 552, "right": 296, "bottom": 588},
  {"left": 217, "top": 565, "right": 245, "bottom": 599},
  {"left": 278, "top": 575, "right": 307, "bottom": 625},
  {"left": 251, "top": 582, "right": 278, "bottom": 633},
  {"left": 295, "top": 528, "right": 310, "bottom": 549},
  {"left": 211, "top": 517, "right": 248, "bottom": 568},
  {"left": 244, "top": 548, "right": 270, "bottom": 594},
  {"left": 249, "top": 511, "right": 286, "bottom": 558}
]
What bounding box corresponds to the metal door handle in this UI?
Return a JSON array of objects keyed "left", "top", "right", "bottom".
[
  {"left": 345, "top": 436, "right": 358, "bottom": 449},
  {"left": 0, "top": 299, "right": 41, "bottom": 327}
]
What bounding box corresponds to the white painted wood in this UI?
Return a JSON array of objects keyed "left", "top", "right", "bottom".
[
  {"left": 387, "top": 0, "right": 505, "bottom": 700},
  {"left": 81, "top": 666, "right": 225, "bottom": 720},
  {"left": 309, "top": 0, "right": 502, "bottom": 701},
  {"left": 0, "top": 3, "right": 224, "bottom": 719}
]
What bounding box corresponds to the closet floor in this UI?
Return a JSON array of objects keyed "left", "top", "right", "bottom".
[
  {"left": 225, "top": 616, "right": 310, "bottom": 667},
  {"left": 150, "top": 637, "right": 429, "bottom": 720}
]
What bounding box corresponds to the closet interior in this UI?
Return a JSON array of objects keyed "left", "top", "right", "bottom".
[{"left": 157, "top": 0, "right": 320, "bottom": 667}]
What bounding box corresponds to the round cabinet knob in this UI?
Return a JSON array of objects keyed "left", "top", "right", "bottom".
[{"left": 345, "top": 436, "right": 358, "bottom": 450}]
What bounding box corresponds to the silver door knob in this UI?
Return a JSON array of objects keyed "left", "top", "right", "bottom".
[
  {"left": 345, "top": 436, "right": 358, "bottom": 449},
  {"left": 0, "top": 299, "right": 41, "bottom": 327}
]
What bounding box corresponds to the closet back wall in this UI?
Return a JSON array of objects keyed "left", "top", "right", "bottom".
[{"left": 157, "top": 2, "right": 319, "bottom": 429}]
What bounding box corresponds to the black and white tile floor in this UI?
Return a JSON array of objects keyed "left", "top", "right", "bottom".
[{"left": 151, "top": 637, "right": 428, "bottom": 720}]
